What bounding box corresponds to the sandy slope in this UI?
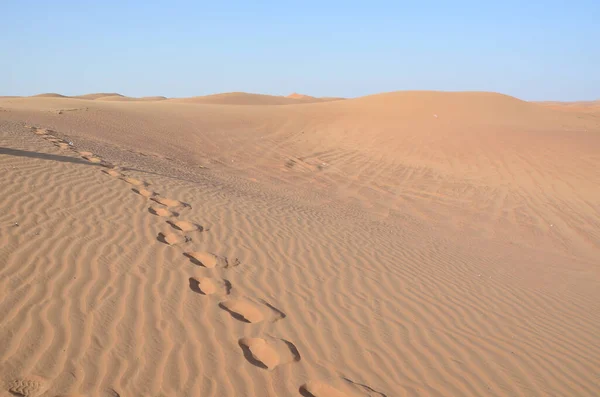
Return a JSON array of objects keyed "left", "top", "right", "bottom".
[{"left": 0, "top": 91, "right": 599, "bottom": 396}]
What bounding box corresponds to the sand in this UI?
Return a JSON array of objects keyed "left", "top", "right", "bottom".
[
  {"left": 0, "top": 91, "right": 599, "bottom": 396},
  {"left": 168, "top": 91, "right": 343, "bottom": 105}
]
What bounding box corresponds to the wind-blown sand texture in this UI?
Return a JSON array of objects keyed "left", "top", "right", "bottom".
[{"left": 1, "top": 91, "right": 599, "bottom": 396}]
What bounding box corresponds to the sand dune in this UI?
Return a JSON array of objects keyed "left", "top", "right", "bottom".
[
  {"left": 95, "top": 95, "right": 168, "bottom": 102},
  {"left": 139, "top": 96, "right": 168, "bottom": 101},
  {"left": 1, "top": 91, "right": 599, "bottom": 396},
  {"left": 287, "top": 92, "right": 315, "bottom": 100},
  {"left": 22, "top": 91, "right": 337, "bottom": 104},
  {"left": 73, "top": 93, "right": 124, "bottom": 100},
  {"left": 26, "top": 93, "right": 168, "bottom": 102},
  {"left": 537, "top": 100, "right": 600, "bottom": 114},
  {"left": 32, "top": 93, "right": 68, "bottom": 98},
  {"left": 169, "top": 91, "right": 342, "bottom": 105}
]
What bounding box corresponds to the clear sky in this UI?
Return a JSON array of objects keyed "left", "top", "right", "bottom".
[{"left": 1, "top": 1, "right": 598, "bottom": 100}]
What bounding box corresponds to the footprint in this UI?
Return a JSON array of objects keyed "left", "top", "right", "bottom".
[
  {"left": 220, "top": 298, "right": 285, "bottom": 323},
  {"left": 133, "top": 188, "right": 155, "bottom": 197},
  {"left": 100, "top": 162, "right": 118, "bottom": 169},
  {"left": 102, "top": 169, "right": 121, "bottom": 177},
  {"left": 219, "top": 298, "right": 285, "bottom": 324},
  {"left": 7, "top": 376, "right": 48, "bottom": 396},
  {"left": 54, "top": 388, "right": 121, "bottom": 397},
  {"left": 300, "top": 382, "right": 352, "bottom": 397},
  {"left": 183, "top": 251, "right": 218, "bottom": 268},
  {"left": 121, "top": 176, "right": 146, "bottom": 186},
  {"left": 220, "top": 299, "right": 265, "bottom": 323},
  {"left": 167, "top": 220, "right": 203, "bottom": 232},
  {"left": 157, "top": 232, "right": 190, "bottom": 246},
  {"left": 341, "top": 377, "right": 387, "bottom": 397},
  {"left": 183, "top": 252, "right": 240, "bottom": 269},
  {"left": 238, "top": 337, "right": 301, "bottom": 370},
  {"left": 189, "top": 276, "right": 232, "bottom": 296},
  {"left": 150, "top": 196, "right": 190, "bottom": 208},
  {"left": 149, "top": 206, "right": 177, "bottom": 217},
  {"left": 82, "top": 155, "right": 102, "bottom": 163}
]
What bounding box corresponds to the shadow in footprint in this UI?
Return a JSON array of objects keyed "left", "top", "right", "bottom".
[
  {"left": 342, "top": 377, "right": 388, "bottom": 397},
  {"left": 133, "top": 187, "right": 155, "bottom": 198},
  {"left": 148, "top": 207, "right": 178, "bottom": 217},
  {"left": 238, "top": 337, "right": 301, "bottom": 371},
  {"left": 218, "top": 302, "right": 252, "bottom": 323},
  {"left": 189, "top": 277, "right": 232, "bottom": 296},
  {"left": 224, "top": 279, "right": 233, "bottom": 295},
  {"left": 219, "top": 298, "right": 283, "bottom": 323},
  {"left": 106, "top": 388, "right": 121, "bottom": 397},
  {"left": 260, "top": 299, "right": 287, "bottom": 321},
  {"left": 189, "top": 277, "right": 205, "bottom": 295},
  {"left": 157, "top": 232, "right": 190, "bottom": 246},
  {"left": 184, "top": 252, "right": 202, "bottom": 266},
  {"left": 284, "top": 339, "right": 302, "bottom": 362},
  {"left": 299, "top": 386, "right": 317, "bottom": 397},
  {"left": 238, "top": 340, "right": 269, "bottom": 370},
  {"left": 151, "top": 196, "right": 192, "bottom": 209},
  {"left": 184, "top": 252, "right": 217, "bottom": 268},
  {"left": 167, "top": 220, "right": 203, "bottom": 232}
]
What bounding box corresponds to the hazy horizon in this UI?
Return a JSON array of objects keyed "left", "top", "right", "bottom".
[
  {"left": 4, "top": 90, "right": 599, "bottom": 104},
  {"left": 2, "top": 1, "right": 599, "bottom": 101}
]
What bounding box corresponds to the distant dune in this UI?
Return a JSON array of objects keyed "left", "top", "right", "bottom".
[
  {"left": 139, "top": 96, "right": 168, "bottom": 101},
  {"left": 287, "top": 92, "right": 345, "bottom": 102},
  {"left": 168, "top": 92, "right": 298, "bottom": 105},
  {"left": 94, "top": 95, "right": 168, "bottom": 102},
  {"left": 32, "top": 93, "right": 68, "bottom": 98},
  {"left": 26, "top": 93, "right": 168, "bottom": 102},
  {"left": 537, "top": 100, "right": 599, "bottom": 106},
  {"left": 169, "top": 91, "right": 343, "bottom": 105},
  {"left": 94, "top": 95, "right": 133, "bottom": 101},
  {"left": 23, "top": 91, "right": 343, "bottom": 104},
  {"left": 536, "top": 100, "right": 600, "bottom": 114},
  {"left": 73, "top": 93, "right": 124, "bottom": 100},
  {"left": 287, "top": 92, "right": 313, "bottom": 99}
]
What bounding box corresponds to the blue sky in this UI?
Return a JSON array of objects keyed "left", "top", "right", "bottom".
[{"left": 1, "top": 1, "right": 598, "bottom": 100}]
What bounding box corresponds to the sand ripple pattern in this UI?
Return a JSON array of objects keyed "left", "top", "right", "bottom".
[{"left": 1, "top": 122, "right": 598, "bottom": 396}]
